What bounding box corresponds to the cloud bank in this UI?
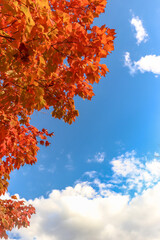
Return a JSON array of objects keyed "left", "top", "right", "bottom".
[
  {"left": 130, "top": 16, "right": 148, "bottom": 44},
  {"left": 8, "top": 151, "right": 160, "bottom": 240},
  {"left": 9, "top": 181, "right": 160, "bottom": 240}
]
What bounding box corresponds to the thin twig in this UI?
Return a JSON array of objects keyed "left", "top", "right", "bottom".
[
  {"left": 0, "top": 20, "right": 17, "bottom": 31},
  {"left": 0, "top": 34, "right": 15, "bottom": 41}
]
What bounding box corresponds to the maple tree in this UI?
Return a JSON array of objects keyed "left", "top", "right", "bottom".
[{"left": 0, "top": 0, "right": 115, "bottom": 238}]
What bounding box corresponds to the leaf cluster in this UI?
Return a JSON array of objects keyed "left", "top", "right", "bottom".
[{"left": 0, "top": 0, "right": 115, "bottom": 237}]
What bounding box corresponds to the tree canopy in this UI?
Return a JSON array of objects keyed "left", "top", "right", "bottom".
[{"left": 0, "top": 0, "right": 115, "bottom": 238}]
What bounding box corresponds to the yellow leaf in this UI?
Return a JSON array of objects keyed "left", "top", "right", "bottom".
[
  {"left": 33, "top": 81, "right": 39, "bottom": 86},
  {"left": 39, "top": 56, "right": 45, "bottom": 65},
  {"left": 37, "top": 0, "right": 50, "bottom": 9},
  {"left": 20, "top": 5, "right": 35, "bottom": 34},
  {"left": 63, "top": 13, "right": 70, "bottom": 23},
  {"left": 13, "top": 1, "right": 18, "bottom": 7}
]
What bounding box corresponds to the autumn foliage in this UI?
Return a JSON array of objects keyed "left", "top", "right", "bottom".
[{"left": 0, "top": 0, "right": 115, "bottom": 238}]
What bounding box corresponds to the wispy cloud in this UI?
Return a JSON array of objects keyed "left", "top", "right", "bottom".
[
  {"left": 88, "top": 152, "right": 105, "bottom": 163},
  {"left": 130, "top": 16, "right": 148, "bottom": 45},
  {"left": 154, "top": 152, "right": 160, "bottom": 157},
  {"left": 111, "top": 150, "right": 160, "bottom": 192},
  {"left": 65, "top": 153, "right": 74, "bottom": 171},
  {"left": 48, "top": 165, "right": 56, "bottom": 174},
  {"left": 124, "top": 52, "right": 160, "bottom": 75},
  {"left": 124, "top": 52, "right": 136, "bottom": 74},
  {"left": 84, "top": 171, "right": 97, "bottom": 178},
  {"left": 38, "top": 164, "right": 45, "bottom": 171},
  {"left": 9, "top": 182, "right": 160, "bottom": 240}
]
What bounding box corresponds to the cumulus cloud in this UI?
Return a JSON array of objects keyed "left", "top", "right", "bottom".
[
  {"left": 130, "top": 16, "right": 148, "bottom": 44},
  {"left": 124, "top": 52, "right": 160, "bottom": 75},
  {"left": 8, "top": 181, "right": 160, "bottom": 240},
  {"left": 135, "top": 55, "right": 160, "bottom": 74},
  {"left": 111, "top": 150, "right": 160, "bottom": 192},
  {"left": 88, "top": 152, "right": 105, "bottom": 163}
]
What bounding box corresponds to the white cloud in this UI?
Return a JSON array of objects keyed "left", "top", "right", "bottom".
[
  {"left": 124, "top": 52, "right": 136, "bottom": 74},
  {"left": 135, "top": 55, "right": 160, "bottom": 74},
  {"left": 154, "top": 152, "right": 160, "bottom": 157},
  {"left": 111, "top": 151, "right": 160, "bottom": 192},
  {"left": 130, "top": 16, "right": 148, "bottom": 44},
  {"left": 65, "top": 153, "right": 74, "bottom": 170},
  {"left": 6, "top": 151, "right": 160, "bottom": 240},
  {"left": 8, "top": 182, "right": 160, "bottom": 240},
  {"left": 124, "top": 52, "right": 160, "bottom": 75},
  {"left": 84, "top": 171, "right": 97, "bottom": 178},
  {"left": 88, "top": 152, "right": 105, "bottom": 163},
  {"left": 146, "top": 159, "right": 160, "bottom": 177}
]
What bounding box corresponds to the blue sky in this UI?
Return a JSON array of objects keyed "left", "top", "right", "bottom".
[{"left": 6, "top": 0, "right": 160, "bottom": 239}]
